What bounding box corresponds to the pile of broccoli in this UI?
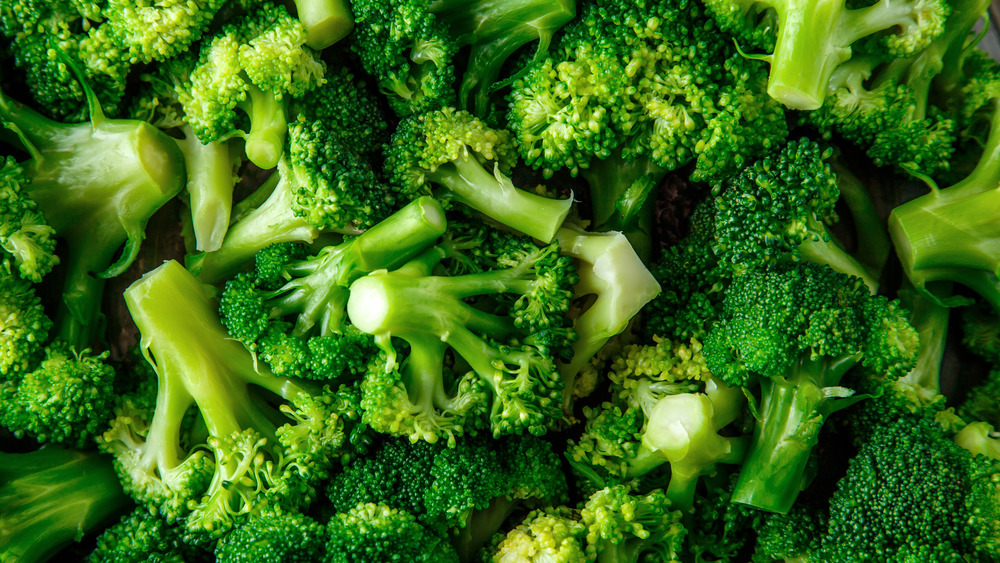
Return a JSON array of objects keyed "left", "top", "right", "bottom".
[{"left": 2, "top": 0, "right": 1000, "bottom": 561}]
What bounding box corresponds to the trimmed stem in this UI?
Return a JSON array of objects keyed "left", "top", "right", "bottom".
[
  {"left": 293, "top": 0, "right": 355, "bottom": 50},
  {"left": 175, "top": 126, "right": 239, "bottom": 253},
  {"left": 239, "top": 85, "right": 287, "bottom": 170},
  {"left": 797, "top": 233, "right": 878, "bottom": 293},
  {"left": 428, "top": 153, "right": 571, "bottom": 242}
]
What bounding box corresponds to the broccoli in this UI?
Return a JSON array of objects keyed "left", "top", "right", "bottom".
[
  {"left": 580, "top": 484, "right": 687, "bottom": 563},
  {"left": 712, "top": 138, "right": 879, "bottom": 291},
  {"left": 555, "top": 226, "right": 662, "bottom": 412},
  {"left": 1, "top": 341, "right": 116, "bottom": 448},
  {"left": 888, "top": 56, "right": 1000, "bottom": 311},
  {"left": 326, "top": 503, "right": 460, "bottom": 563},
  {"left": 326, "top": 433, "right": 568, "bottom": 559},
  {"left": 384, "top": 108, "right": 573, "bottom": 243},
  {"left": 0, "top": 446, "right": 131, "bottom": 563},
  {"left": 215, "top": 506, "right": 326, "bottom": 563},
  {"left": 190, "top": 108, "right": 394, "bottom": 284},
  {"left": 129, "top": 54, "right": 243, "bottom": 253},
  {"left": 700, "top": 0, "right": 950, "bottom": 110},
  {"left": 100, "top": 260, "right": 360, "bottom": 538},
  {"left": 289, "top": 0, "right": 354, "bottom": 49},
  {"left": 348, "top": 233, "right": 577, "bottom": 441},
  {"left": 0, "top": 0, "right": 128, "bottom": 119},
  {"left": 0, "top": 271, "right": 51, "bottom": 379},
  {"left": 88, "top": 507, "right": 212, "bottom": 563},
  {"left": 489, "top": 507, "right": 587, "bottom": 563},
  {"left": 508, "top": 0, "right": 787, "bottom": 254},
  {"left": 99, "top": 0, "right": 229, "bottom": 66},
  {"left": 349, "top": 0, "right": 575, "bottom": 116},
  {"left": 568, "top": 337, "right": 747, "bottom": 511},
  {"left": 218, "top": 196, "right": 447, "bottom": 380},
  {"left": 0, "top": 83, "right": 185, "bottom": 350},
  {"left": 0, "top": 157, "right": 58, "bottom": 283},
  {"left": 179, "top": 2, "right": 326, "bottom": 169},
  {"left": 703, "top": 262, "right": 919, "bottom": 513}
]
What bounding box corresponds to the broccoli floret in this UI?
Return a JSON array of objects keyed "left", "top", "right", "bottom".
[
  {"left": 703, "top": 262, "right": 919, "bottom": 513},
  {"left": 0, "top": 271, "right": 51, "bottom": 379},
  {"left": 580, "top": 484, "right": 687, "bottom": 563},
  {"left": 2, "top": 341, "right": 116, "bottom": 448},
  {"left": 327, "top": 503, "right": 460, "bottom": 563},
  {"left": 489, "top": 507, "right": 587, "bottom": 563},
  {"left": 100, "top": 0, "right": 229, "bottom": 65},
  {"left": 751, "top": 502, "right": 828, "bottom": 563},
  {"left": 816, "top": 415, "right": 1000, "bottom": 560},
  {"left": 701, "top": 0, "right": 950, "bottom": 109},
  {"left": 0, "top": 0, "right": 129, "bottom": 119},
  {"left": 348, "top": 234, "right": 577, "bottom": 440},
  {"left": 0, "top": 83, "right": 185, "bottom": 350},
  {"left": 888, "top": 59, "right": 1000, "bottom": 312},
  {"left": 100, "top": 260, "right": 360, "bottom": 537},
  {"left": 180, "top": 2, "right": 326, "bottom": 169},
  {"left": 349, "top": 0, "right": 575, "bottom": 116},
  {"left": 326, "top": 434, "right": 568, "bottom": 558},
  {"left": 215, "top": 506, "right": 326, "bottom": 562},
  {"left": 385, "top": 108, "right": 572, "bottom": 243},
  {"left": 0, "top": 157, "right": 57, "bottom": 283},
  {"left": 0, "top": 446, "right": 131, "bottom": 563},
  {"left": 712, "top": 138, "right": 879, "bottom": 291},
  {"left": 568, "top": 337, "right": 747, "bottom": 511},
  {"left": 88, "top": 507, "right": 211, "bottom": 563},
  {"left": 219, "top": 197, "right": 447, "bottom": 380}
]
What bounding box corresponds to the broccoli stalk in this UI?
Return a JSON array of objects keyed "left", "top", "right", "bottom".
[
  {"left": 0, "top": 84, "right": 185, "bottom": 349},
  {"left": 292, "top": 0, "right": 355, "bottom": 50},
  {"left": 0, "top": 447, "right": 131, "bottom": 563},
  {"left": 889, "top": 101, "right": 1000, "bottom": 310}
]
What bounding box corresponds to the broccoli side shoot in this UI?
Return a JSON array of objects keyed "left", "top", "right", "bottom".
[
  {"left": 326, "top": 503, "right": 459, "bottom": 563},
  {"left": 0, "top": 157, "right": 57, "bottom": 283},
  {"left": 581, "top": 484, "right": 687, "bottom": 563},
  {"left": 88, "top": 507, "right": 212, "bottom": 563},
  {"left": 0, "top": 271, "right": 51, "bottom": 379},
  {"left": 712, "top": 138, "right": 878, "bottom": 291},
  {"left": 215, "top": 506, "right": 326, "bottom": 563},
  {"left": 0, "top": 84, "right": 185, "bottom": 350},
  {"left": 703, "top": 262, "right": 919, "bottom": 513},
  {"left": 489, "top": 507, "right": 587, "bottom": 563},
  {"left": 219, "top": 196, "right": 447, "bottom": 380},
  {"left": 385, "top": 108, "right": 572, "bottom": 243},
  {"left": 888, "top": 61, "right": 1000, "bottom": 312},
  {"left": 701, "top": 0, "right": 950, "bottom": 109},
  {"left": 179, "top": 1, "right": 326, "bottom": 169},
  {"left": 348, "top": 233, "right": 577, "bottom": 440},
  {"left": 102, "top": 260, "right": 359, "bottom": 537},
  {"left": 0, "top": 446, "right": 131, "bottom": 563},
  {"left": 349, "top": 0, "right": 575, "bottom": 116}
]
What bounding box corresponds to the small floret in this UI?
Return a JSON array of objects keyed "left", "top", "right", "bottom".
[
  {"left": 0, "top": 271, "right": 51, "bottom": 379},
  {"left": 88, "top": 507, "right": 211, "bottom": 563},
  {"left": 215, "top": 506, "right": 326, "bottom": 563},
  {"left": 326, "top": 503, "right": 459, "bottom": 563},
  {"left": 0, "top": 157, "right": 57, "bottom": 283},
  {"left": 580, "top": 484, "right": 687, "bottom": 562}
]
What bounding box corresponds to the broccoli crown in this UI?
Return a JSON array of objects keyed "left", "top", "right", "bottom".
[
  {"left": 752, "top": 501, "right": 828, "bottom": 562},
  {"left": 0, "top": 271, "right": 51, "bottom": 379},
  {"left": 580, "top": 484, "right": 687, "bottom": 562},
  {"left": 326, "top": 503, "right": 460, "bottom": 563},
  {"left": 704, "top": 262, "right": 918, "bottom": 388},
  {"left": 0, "top": 0, "right": 129, "bottom": 119},
  {"left": 215, "top": 507, "right": 326, "bottom": 563},
  {"left": 490, "top": 507, "right": 587, "bottom": 563},
  {"left": 711, "top": 138, "right": 876, "bottom": 287},
  {"left": 101, "top": 261, "right": 360, "bottom": 537},
  {"left": 2, "top": 341, "right": 117, "bottom": 448},
  {"left": 179, "top": 1, "right": 326, "bottom": 168},
  {"left": 700, "top": 0, "right": 950, "bottom": 109},
  {"left": 88, "top": 508, "right": 210, "bottom": 563},
  {"left": 101, "top": 0, "right": 228, "bottom": 65},
  {"left": 817, "top": 415, "right": 1000, "bottom": 560},
  {"left": 508, "top": 0, "right": 787, "bottom": 186},
  {"left": 0, "top": 446, "right": 132, "bottom": 563},
  {"left": 385, "top": 107, "right": 572, "bottom": 243},
  {"left": 350, "top": 0, "right": 574, "bottom": 116},
  {"left": 0, "top": 157, "right": 58, "bottom": 283},
  {"left": 326, "top": 434, "right": 568, "bottom": 539},
  {"left": 349, "top": 235, "right": 577, "bottom": 440}
]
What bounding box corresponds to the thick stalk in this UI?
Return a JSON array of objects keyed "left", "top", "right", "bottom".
[
  {"left": 581, "top": 153, "right": 665, "bottom": 260},
  {"left": 831, "top": 160, "right": 889, "bottom": 284},
  {"left": 293, "top": 0, "right": 354, "bottom": 50},
  {"left": 175, "top": 127, "right": 239, "bottom": 252},
  {"left": 428, "top": 153, "right": 571, "bottom": 242},
  {"left": 767, "top": 0, "right": 846, "bottom": 110},
  {"left": 240, "top": 85, "right": 287, "bottom": 170}
]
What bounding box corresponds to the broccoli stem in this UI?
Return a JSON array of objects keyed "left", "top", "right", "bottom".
[
  {"left": 427, "top": 152, "right": 571, "bottom": 242},
  {"left": 293, "top": 0, "right": 355, "bottom": 50},
  {"left": 797, "top": 233, "right": 878, "bottom": 293},
  {"left": 433, "top": 0, "right": 575, "bottom": 115},
  {"left": 175, "top": 126, "right": 240, "bottom": 253},
  {"left": 731, "top": 353, "right": 860, "bottom": 513},
  {"left": 239, "top": 84, "right": 287, "bottom": 170},
  {"left": 581, "top": 152, "right": 665, "bottom": 260},
  {"left": 888, "top": 104, "right": 1000, "bottom": 310},
  {"left": 0, "top": 448, "right": 131, "bottom": 563},
  {"left": 898, "top": 281, "right": 952, "bottom": 393},
  {"left": 830, "top": 160, "right": 889, "bottom": 284}
]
